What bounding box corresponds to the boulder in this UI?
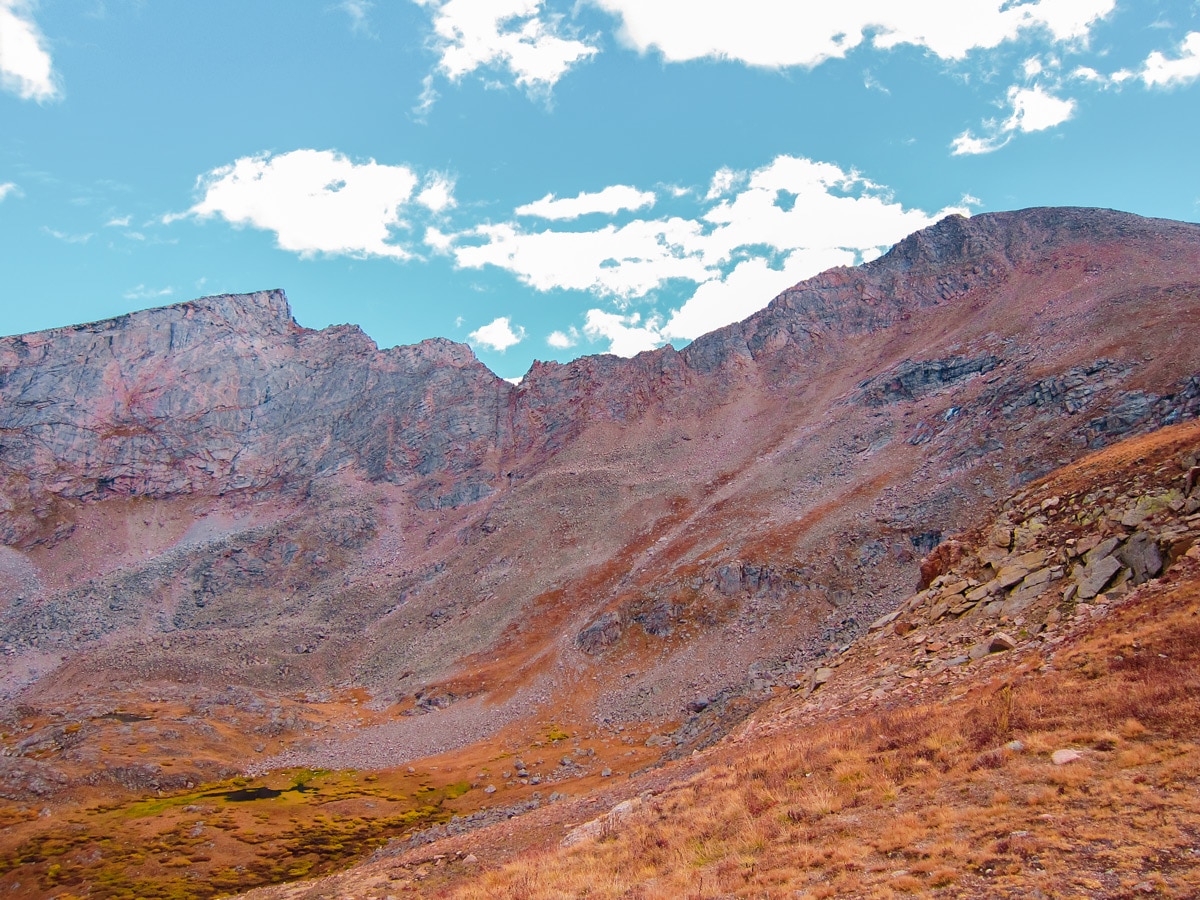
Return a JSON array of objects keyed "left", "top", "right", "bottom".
[
  {"left": 576, "top": 612, "right": 622, "bottom": 654},
  {"left": 988, "top": 632, "right": 1017, "bottom": 653},
  {"left": 1117, "top": 531, "right": 1163, "bottom": 584},
  {"left": 965, "top": 582, "right": 995, "bottom": 603},
  {"left": 996, "top": 565, "right": 1033, "bottom": 590},
  {"left": 1084, "top": 537, "right": 1121, "bottom": 565},
  {"left": 1000, "top": 584, "right": 1044, "bottom": 617},
  {"left": 989, "top": 525, "right": 1014, "bottom": 549},
  {"left": 1074, "top": 555, "right": 1123, "bottom": 600},
  {"left": 869, "top": 610, "right": 901, "bottom": 631},
  {"left": 1051, "top": 749, "right": 1084, "bottom": 765},
  {"left": 560, "top": 798, "right": 642, "bottom": 847}
]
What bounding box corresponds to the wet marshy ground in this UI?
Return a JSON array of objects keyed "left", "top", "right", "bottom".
[{"left": 0, "top": 767, "right": 473, "bottom": 899}]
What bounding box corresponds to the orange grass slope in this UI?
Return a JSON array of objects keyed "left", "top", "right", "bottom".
[{"left": 281, "top": 419, "right": 1200, "bottom": 900}]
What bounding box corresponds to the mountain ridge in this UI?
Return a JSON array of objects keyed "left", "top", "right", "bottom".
[{"left": 1, "top": 204, "right": 1199, "bottom": 898}]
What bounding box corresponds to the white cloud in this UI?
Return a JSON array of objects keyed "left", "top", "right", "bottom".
[
  {"left": 442, "top": 156, "right": 966, "bottom": 355},
  {"left": 123, "top": 285, "right": 174, "bottom": 301},
  {"left": 1139, "top": 31, "right": 1200, "bottom": 87},
  {"left": 105, "top": 214, "right": 131, "bottom": 227},
  {"left": 0, "top": 0, "right": 59, "bottom": 101},
  {"left": 450, "top": 216, "right": 711, "bottom": 297},
  {"left": 863, "top": 70, "right": 890, "bottom": 94},
  {"left": 516, "top": 185, "right": 656, "bottom": 220},
  {"left": 468, "top": 315, "right": 526, "bottom": 351},
  {"left": 697, "top": 156, "right": 958, "bottom": 267},
  {"left": 1004, "top": 84, "right": 1075, "bottom": 132},
  {"left": 546, "top": 326, "right": 580, "bottom": 349},
  {"left": 591, "top": 0, "right": 1115, "bottom": 68},
  {"left": 951, "top": 131, "right": 1009, "bottom": 155},
  {"left": 413, "top": 73, "right": 439, "bottom": 118},
  {"left": 176, "top": 149, "right": 426, "bottom": 259},
  {"left": 0, "top": 181, "right": 18, "bottom": 201},
  {"left": 705, "top": 166, "right": 741, "bottom": 200},
  {"left": 42, "top": 226, "right": 92, "bottom": 244},
  {"left": 416, "top": 0, "right": 598, "bottom": 93},
  {"left": 448, "top": 157, "right": 962, "bottom": 305},
  {"left": 583, "top": 309, "right": 664, "bottom": 357},
  {"left": 416, "top": 173, "right": 456, "bottom": 212},
  {"left": 662, "top": 251, "right": 851, "bottom": 342},
  {"left": 952, "top": 83, "right": 1075, "bottom": 154},
  {"left": 1070, "top": 64, "right": 1105, "bottom": 82},
  {"left": 424, "top": 225, "right": 455, "bottom": 252},
  {"left": 339, "top": 0, "right": 373, "bottom": 34}
]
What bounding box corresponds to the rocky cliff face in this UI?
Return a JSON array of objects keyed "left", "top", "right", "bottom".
[
  {"left": 1, "top": 206, "right": 1199, "bottom": 801},
  {"left": 0, "top": 291, "right": 511, "bottom": 546}
]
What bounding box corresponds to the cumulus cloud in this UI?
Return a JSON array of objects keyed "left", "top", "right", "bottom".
[
  {"left": 416, "top": 173, "right": 457, "bottom": 212},
  {"left": 0, "top": 0, "right": 58, "bottom": 101},
  {"left": 546, "top": 326, "right": 580, "bottom": 349},
  {"left": 516, "top": 185, "right": 656, "bottom": 220},
  {"left": 468, "top": 316, "right": 526, "bottom": 351},
  {"left": 591, "top": 0, "right": 1115, "bottom": 68},
  {"left": 582, "top": 309, "right": 664, "bottom": 357},
  {"left": 952, "top": 83, "right": 1076, "bottom": 155},
  {"left": 1004, "top": 84, "right": 1075, "bottom": 131},
  {"left": 1068, "top": 31, "right": 1200, "bottom": 89},
  {"left": 450, "top": 216, "right": 711, "bottom": 297},
  {"left": 440, "top": 156, "right": 965, "bottom": 355},
  {"left": 446, "top": 156, "right": 962, "bottom": 309},
  {"left": 705, "top": 166, "right": 742, "bottom": 200},
  {"left": 416, "top": 0, "right": 598, "bottom": 94},
  {"left": 174, "top": 149, "right": 447, "bottom": 259},
  {"left": 1137, "top": 31, "right": 1200, "bottom": 88},
  {"left": 104, "top": 214, "right": 131, "bottom": 227},
  {"left": 0, "top": 181, "right": 18, "bottom": 201},
  {"left": 662, "top": 252, "right": 848, "bottom": 342}
]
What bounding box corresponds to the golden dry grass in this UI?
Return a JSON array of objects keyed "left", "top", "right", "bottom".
[{"left": 435, "top": 567, "right": 1200, "bottom": 900}]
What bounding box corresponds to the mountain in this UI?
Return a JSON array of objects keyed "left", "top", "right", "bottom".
[
  {"left": 0, "top": 206, "right": 1198, "bottom": 898},
  {"left": 242, "top": 416, "right": 1200, "bottom": 899}
]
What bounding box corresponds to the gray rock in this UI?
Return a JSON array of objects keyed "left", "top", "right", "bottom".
[
  {"left": 1051, "top": 748, "right": 1084, "bottom": 765},
  {"left": 1084, "top": 537, "right": 1122, "bottom": 566},
  {"left": 0, "top": 291, "right": 512, "bottom": 546},
  {"left": 988, "top": 631, "right": 1017, "bottom": 653},
  {"left": 995, "top": 565, "right": 1032, "bottom": 590},
  {"left": 576, "top": 612, "right": 623, "bottom": 654},
  {"left": 965, "top": 582, "right": 995, "bottom": 603},
  {"left": 1001, "top": 581, "right": 1050, "bottom": 617},
  {"left": 1075, "top": 555, "right": 1123, "bottom": 600},
  {"left": 869, "top": 610, "right": 901, "bottom": 631},
  {"left": 1117, "top": 531, "right": 1163, "bottom": 584}
]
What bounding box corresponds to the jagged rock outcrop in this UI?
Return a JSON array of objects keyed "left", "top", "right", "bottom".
[{"left": 0, "top": 291, "right": 511, "bottom": 545}]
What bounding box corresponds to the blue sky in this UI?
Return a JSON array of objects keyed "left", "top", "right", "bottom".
[{"left": 2, "top": 1, "right": 1199, "bottom": 380}]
